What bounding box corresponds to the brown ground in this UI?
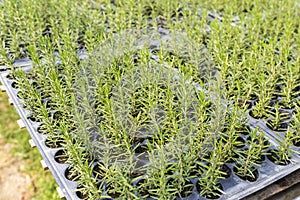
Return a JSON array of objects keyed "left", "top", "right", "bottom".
[{"left": 0, "top": 136, "right": 33, "bottom": 200}]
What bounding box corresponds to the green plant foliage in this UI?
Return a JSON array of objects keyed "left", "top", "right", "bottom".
[
  {"left": 0, "top": 0, "right": 300, "bottom": 198},
  {"left": 235, "top": 128, "right": 270, "bottom": 181}
]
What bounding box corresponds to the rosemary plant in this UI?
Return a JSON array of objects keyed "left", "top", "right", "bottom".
[
  {"left": 1, "top": 0, "right": 300, "bottom": 199},
  {"left": 270, "top": 128, "right": 296, "bottom": 165},
  {"left": 197, "top": 140, "right": 225, "bottom": 199},
  {"left": 234, "top": 128, "right": 270, "bottom": 181},
  {"left": 266, "top": 103, "right": 290, "bottom": 132}
]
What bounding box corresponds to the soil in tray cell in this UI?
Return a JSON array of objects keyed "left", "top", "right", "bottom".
[
  {"left": 178, "top": 182, "right": 194, "bottom": 198},
  {"left": 277, "top": 101, "right": 296, "bottom": 110},
  {"left": 220, "top": 164, "right": 232, "bottom": 179},
  {"left": 65, "top": 166, "right": 80, "bottom": 181},
  {"left": 196, "top": 181, "right": 223, "bottom": 200},
  {"left": 92, "top": 162, "right": 105, "bottom": 179},
  {"left": 266, "top": 119, "right": 289, "bottom": 132},
  {"left": 105, "top": 183, "right": 122, "bottom": 199},
  {"left": 76, "top": 185, "right": 89, "bottom": 200},
  {"left": 235, "top": 136, "right": 246, "bottom": 148},
  {"left": 6, "top": 73, "right": 16, "bottom": 80},
  {"left": 190, "top": 161, "right": 204, "bottom": 177},
  {"left": 236, "top": 125, "right": 252, "bottom": 136},
  {"left": 226, "top": 151, "right": 239, "bottom": 163},
  {"left": 267, "top": 149, "right": 291, "bottom": 166},
  {"left": 167, "top": 179, "right": 194, "bottom": 199},
  {"left": 27, "top": 113, "right": 41, "bottom": 123},
  {"left": 132, "top": 137, "right": 150, "bottom": 154},
  {"left": 45, "top": 137, "right": 66, "bottom": 148},
  {"left": 11, "top": 81, "right": 19, "bottom": 89},
  {"left": 135, "top": 178, "right": 149, "bottom": 197},
  {"left": 54, "top": 149, "right": 69, "bottom": 164},
  {"left": 233, "top": 164, "right": 259, "bottom": 182},
  {"left": 133, "top": 143, "right": 149, "bottom": 154},
  {"left": 218, "top": 135, "right": 245, "bottom": 149},
  {"left": 17, "top": 91, "right": 29, "bottom": 100},
  {"left": 292, "top": 137, "right": 300, "bottom": 147},
  {"left": 246, "top": 135, "right": 270, "bottom": 146},
  {"left": 37, "top": 123, "right": 49, "bottom": 134}
]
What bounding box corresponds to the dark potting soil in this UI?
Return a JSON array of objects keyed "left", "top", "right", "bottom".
[
  {"left": 196, "top": 181, "right": 223, "bottom": 199},
  {"left": 293, "top": 138, "right": 300, "bottom": 147},
  {"left": 236, "top": 125, "right": 252, "bottom": 135},
  {"left": 105, "top": 185, "right": 122, "bottom": 199},
  {"left": 266, "top": 120, "right": 289, "bottom": 132},
  {"left": 246, "top": 135, "right": 270, "bottom": 148},
  {"left": 267, "top": 149, "right": 291, "bottom": 166},
  {"left": 37, "top": 123, "right": 49, "bottom": 134},
  {"left": 177, "top": 180, "right": 194, "bottom": 198},
  {"left": 220, "top": 164, "right": 232, "bottom": 179},
  {"left": 27, "top": 113, "right": 41, "bottom": 123},
  {"left": 65, "top": 166, "right": 80, "bottom": 181},
  {"left": 54, "top": 149, "right": 69, "bottom": 164},
  {"left": 11, "top": 81, "right": 19, "bottom": 89},
  {"left": 233, "top": 165, "right": 259, "bottom": 182},
  {"left": 45, "top": 137, "right": 66, "bottom": 149},
  {"left": 235, "top": 136, "right": 246, "bottom": 148},
  {"left": 76, "top": 186, "right": 89, "bottom": 200},
  {"left": 92, "top": 162, "right": 104, "bottom": 179},
  {"left": 135, "top": 178, "right": 150, "bottom": 197}
]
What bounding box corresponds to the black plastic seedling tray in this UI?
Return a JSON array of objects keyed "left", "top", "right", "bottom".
[{"left": 1, "top": 66, "right": 300, "bottom": 200}]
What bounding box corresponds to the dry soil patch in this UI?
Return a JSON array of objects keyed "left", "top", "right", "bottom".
[{"left": 0, "top": 136, "right": 33, "bottom": 200}]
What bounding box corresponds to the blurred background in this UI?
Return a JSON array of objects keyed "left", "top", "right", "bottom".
[{"left": 0, "top": 90, "right": 59, "bottom": 200}]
